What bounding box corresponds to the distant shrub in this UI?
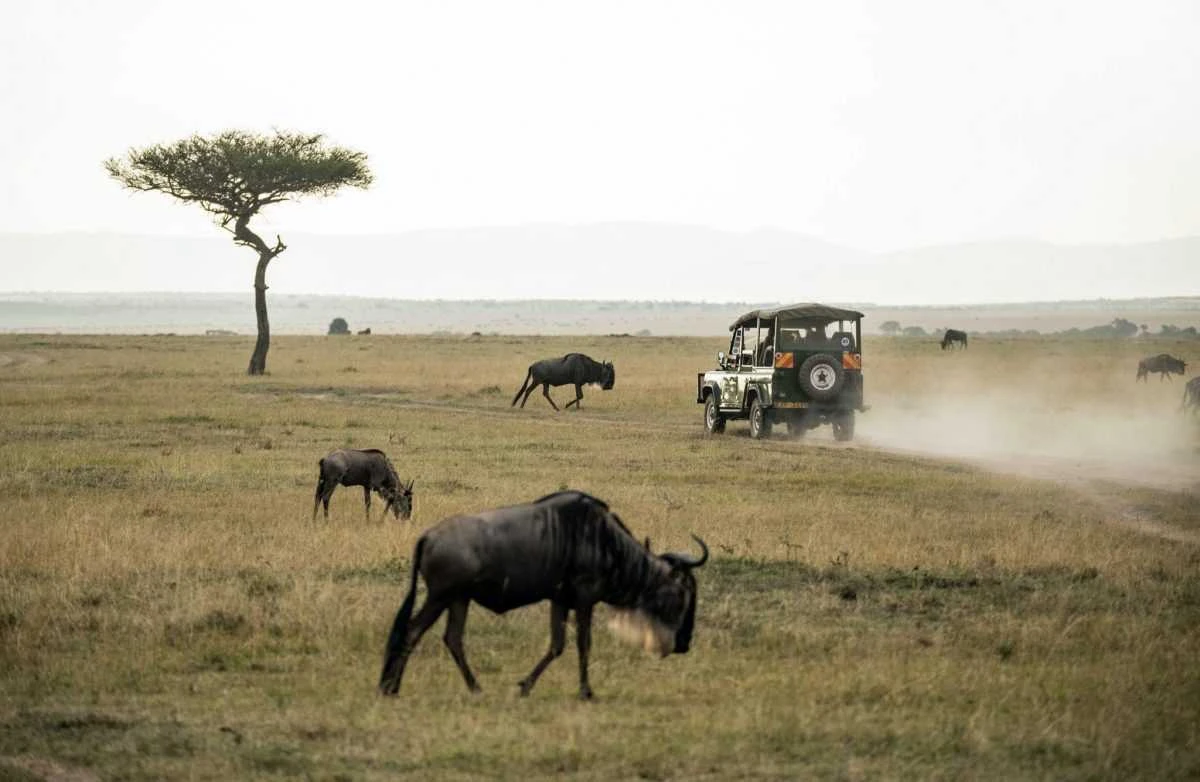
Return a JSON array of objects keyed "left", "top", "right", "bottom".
[{"left": 328, "top": 317, "right": 350, "bottom": 336}]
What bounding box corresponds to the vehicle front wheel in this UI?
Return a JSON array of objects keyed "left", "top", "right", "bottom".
[
  {"left": 832, "top": 411, "right": 855, "bottom": 442},
  {"left": 749, "top": 397, "right": 772, "bottom": 439},
  {"left": 704, "top": 394, "right": 726, "bottom": 434}
]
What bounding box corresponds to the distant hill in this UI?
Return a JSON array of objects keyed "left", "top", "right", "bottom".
[
  {"left": 0, "top": 292, "right": 1197, "bottom": 337},
  {"left": 2, "top": 225, "right": 1197, "bottom": 304}
]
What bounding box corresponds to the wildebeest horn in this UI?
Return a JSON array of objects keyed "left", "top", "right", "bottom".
[{"left": 662, "top": 534, "right": 709, "bottom": 568}]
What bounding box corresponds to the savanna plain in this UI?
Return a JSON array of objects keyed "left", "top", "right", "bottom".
[{"left": 1, "top": 331, "right": 1198, "bottom": 781}]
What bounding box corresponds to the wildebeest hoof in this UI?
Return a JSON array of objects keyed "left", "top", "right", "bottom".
[
  {"left": 578, "top": 688, "right": 593, "bottom": 701},
  {"left": 517, "top": 680, "right": 533, "bottom": 697}
]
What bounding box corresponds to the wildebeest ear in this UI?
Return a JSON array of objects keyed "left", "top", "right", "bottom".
[{"left": 644, "top": 537, "right": 652, "bottom": 551}]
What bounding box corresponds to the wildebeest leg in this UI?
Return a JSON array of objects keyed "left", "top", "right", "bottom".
[
  {"left": 363, "top": 486, "right": 372, "bottom": 521},
  {"left": 378, "top": 596, "right": 448, "bottom": 695},
  {"left": 540, "top": 383, "right": 560, "bottom": 411},
  {"left": 518, "top": 601, "right": 567, "bottom": 696},
  {"left": 575, "top": 604, "right": 594, "bottom": 700},
  {"left": 443, "top": 599, "right": 481, "bottom": 692},
  {"left": 520, "top": 380, "right": 540, "bottom": 408},
  {"left": 564, "top": 384, "right": 583, "bottom": 410},
  {"left": 512, "top": 369, "right": 533, "bottom": 407}
]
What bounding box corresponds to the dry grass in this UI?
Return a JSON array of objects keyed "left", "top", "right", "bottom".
[{"left": 0, "top": 332, "right": 1198, "bottom": 781}]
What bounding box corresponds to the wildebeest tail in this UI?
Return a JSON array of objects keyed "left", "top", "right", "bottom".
[
  {"left": 511, "top": 368, "right": 533, "bottom": 406},
  {"left": 312, "top": 458, "right": 327, "bottom": 519},
  {"left": 378, "top": 536, "right": 426, "bottom": 691},
  {"left": 314, "top": 458, "right": 327, "bottom": 495}
]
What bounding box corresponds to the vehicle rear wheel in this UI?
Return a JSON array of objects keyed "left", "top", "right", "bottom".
[
  {"left": 832, "top": 410, "right": 855, "bottom": 442},
  {"left": 798, "top": 354, "right": 845, "bottom": 401},
  {"left": 704, "top": 394, "right": 726, "bottom": 434},
  {"left": 749, "top": 397, "right": 772, "bottom": 439}
]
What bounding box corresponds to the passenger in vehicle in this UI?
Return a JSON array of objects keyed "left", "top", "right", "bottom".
[{"left": 758, "top": 329, "right": 775, "bottom": 366}]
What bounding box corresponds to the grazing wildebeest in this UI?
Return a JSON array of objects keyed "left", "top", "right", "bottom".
[
  {"left": 1181, "top": 376, "right": 1200, "bottom": 414},
  {"left": 313, "top": 448, "right": 413, "bottom": 521},
  {"left": 511, "top": 353, "right": 615, "bottom": 411},
  {"left": 1136, "top": 353, "right": 1187, "bottom": 382},
  {"left": 941, "top": 329, "right": 968, "bottom": 350},
  {"left": 377, "top": 490, "right": 708, "bottom": 700}
]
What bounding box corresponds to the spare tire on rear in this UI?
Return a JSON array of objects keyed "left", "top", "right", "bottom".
[{"left": 798, "top": 353, "right": 844, "bottom": 401}]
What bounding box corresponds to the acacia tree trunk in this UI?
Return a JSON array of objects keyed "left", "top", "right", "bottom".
[
  {"left": 232, "top": 215, "right": 286, "bottom": 376},
  {"left": 247, "top": 253, "right": 272, "bottom": 375}
]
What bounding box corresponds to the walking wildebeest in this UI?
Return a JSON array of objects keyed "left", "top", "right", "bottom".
[
  {"left": 1181, "top": 376, "right": 1200, "bottom": 414},
  {"left": 313, "top": 448, "right": 413, "bottom": 521},
  {"left": 511, "top": 353, "right": 615, "bottom": 411},
  {"left": 377, "top": 490, "right": 708, "bottom": 700},
  {"left": 1136, "top": 353, "right": 1187, "bottom": 382},
  {"left": 941, "top": 329, "right": 968, "bottom": 350}
]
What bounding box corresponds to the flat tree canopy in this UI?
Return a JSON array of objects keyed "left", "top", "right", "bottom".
[{"left": 105, "top": 130, "right": 373, "bottom": 374}]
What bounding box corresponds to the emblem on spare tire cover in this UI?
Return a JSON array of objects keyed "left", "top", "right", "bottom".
[{"left": 798, "top": 353, "right": 844, "bottom": 401}]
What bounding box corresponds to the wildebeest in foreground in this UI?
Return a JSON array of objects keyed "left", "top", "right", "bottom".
[
  {"left": 1181, "top": 376, "right": 1200, "bottom": 414},
  {"left": 941, "top": 329, "right": 968, "bottom": 350},
  {"left": 378, "top": 490, "right": 708, "bottom": 699},
  {"left": 313, "top": 448, "right": 413, "bottom": 521},
  {"left": 1136, "top": 353, "right": 1187, "bottom": 382},
  {"left": 511, "top": 353, "right": 615, "bottom": 411}
]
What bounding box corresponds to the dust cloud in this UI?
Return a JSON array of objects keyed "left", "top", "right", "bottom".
[{"left": 857, "top": 382, "right": 1199, "bottom": 492}]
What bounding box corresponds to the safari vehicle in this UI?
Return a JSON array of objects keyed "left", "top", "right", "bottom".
[{"left": 696, "top": 303, "right": 866, "bottom": 441}]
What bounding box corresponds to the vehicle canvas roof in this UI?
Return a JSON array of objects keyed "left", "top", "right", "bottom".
[{"left": 729, "top": 303, "right": 865, "bottom": 330}]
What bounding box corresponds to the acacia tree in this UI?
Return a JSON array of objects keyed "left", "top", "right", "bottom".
[{"left": 105, "top": 130, "right": 373, "bottom": 374}]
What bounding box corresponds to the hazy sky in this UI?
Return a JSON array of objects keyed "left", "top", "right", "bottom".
[{"left": 2, "top": 0, "right": 1197, "bottom": 255}]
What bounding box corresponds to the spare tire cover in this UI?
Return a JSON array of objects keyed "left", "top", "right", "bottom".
[{"left": 798, "top": 353, "right": 845, "bottom": 401}]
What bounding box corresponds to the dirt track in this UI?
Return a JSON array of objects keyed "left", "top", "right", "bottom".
[{"left": 280, "top": 387, "right": 1200, "bottom": 543}]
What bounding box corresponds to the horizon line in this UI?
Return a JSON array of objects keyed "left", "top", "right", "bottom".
[{"left": 1, "top": 290, "right": 1198, "bottom": 310}]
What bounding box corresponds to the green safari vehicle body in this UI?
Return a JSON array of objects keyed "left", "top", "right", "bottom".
[{"left": 696, "top": 303, "right": 866, "bottom": 441}]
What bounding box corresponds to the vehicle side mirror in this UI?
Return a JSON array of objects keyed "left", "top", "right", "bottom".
[{"left": 717, "top": 351, "right": 726, "bottom": 368}]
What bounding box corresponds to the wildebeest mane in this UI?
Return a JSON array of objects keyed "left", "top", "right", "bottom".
[{"left": 530, "top": 490, "right": 660, "bottom": 603}]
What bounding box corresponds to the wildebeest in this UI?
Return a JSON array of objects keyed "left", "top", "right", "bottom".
[
  {"left": 511, "top": 353, "right": 615, "bottom": 411},
  {"left": 313, "top": 448, "right": 413, "bottom": 521},
  {"left": 941, "top": 329, "right": 968, "bottom": 350},
  {"left": 377, "top": 490, "right": 708, "bottom": 700},
  {"left": 1136, "top": 353, "right": 1186, "bottom": 382},
  {"left": 1181, "top": 376, "right": 1200, "bottom": 414}
]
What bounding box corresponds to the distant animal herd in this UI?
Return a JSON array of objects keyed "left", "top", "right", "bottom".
[
  {"left": 315, "top": 336, "right": 1198, "bottom": 699},
  {"left": 940, "top": 330, "right": 1199, "bottom": 414}
]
